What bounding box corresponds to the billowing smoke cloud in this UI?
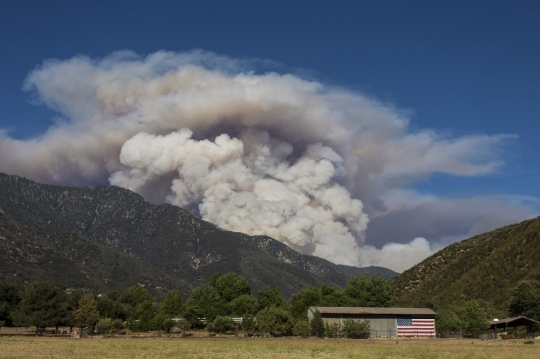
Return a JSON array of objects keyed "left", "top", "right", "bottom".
[{"left": 0, "top": 50, "right": 536, "bottom": 271}]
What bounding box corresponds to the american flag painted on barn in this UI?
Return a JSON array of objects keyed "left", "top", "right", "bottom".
[{"left": 396, "top": 316, "right": 435, "bottom": 337}]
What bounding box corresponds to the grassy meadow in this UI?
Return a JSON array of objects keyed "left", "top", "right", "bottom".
[{"left": 0, "top": 336, "right": 538, "bottom": 359}]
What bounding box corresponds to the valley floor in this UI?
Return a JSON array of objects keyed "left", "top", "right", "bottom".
[{"left": 0, "top": 336, "right": 538, "bottom": 358}]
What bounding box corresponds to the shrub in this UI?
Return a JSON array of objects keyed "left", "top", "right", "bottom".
[
  {"left": 524, "top": 340, "right": 534, "bottom": 345},
  {"left": 256, "top": 306, "right": 293, "bottom": 336},
  {"left": 342, "top": 319, "right": 370, "bottom": 339},
  {"left": 293, "top": 320, "right": 310, "bottom": 337},
  {"left": 324, "top": 322, "right": 342, "bottom": 338},
  {"left": 242, "top": 313, "right": 256, "bottom": 334},
  {"left": 209, "top": 316, "right": 235, "bottom": 333},
  {"left": 96, "top": 318, "right": 112, "bottom": 336},
  {"left": 310, "top": 310, "right": 324, "bottom": 337}
]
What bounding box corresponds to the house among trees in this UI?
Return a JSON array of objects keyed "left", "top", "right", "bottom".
[{"left": 308, "top": 306, "right": 436, "bottom": 338}]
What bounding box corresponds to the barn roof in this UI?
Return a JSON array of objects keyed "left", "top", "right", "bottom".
[
  {"left": 308, "top": 306, "right": 436, "bottom": 316},
  {"left": 490, "top": 316, "right": 539, "bottom": 328}
]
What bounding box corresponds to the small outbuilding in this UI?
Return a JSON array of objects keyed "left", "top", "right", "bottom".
[
  {"left": 308, "top": 306, "right": 436, "bottom": 338},
  {"left": 490, "top": 316, "right": 540, "bottom": 337}
]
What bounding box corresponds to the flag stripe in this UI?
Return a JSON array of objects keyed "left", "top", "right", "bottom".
[{"left": 397, "top": 316, "right": 435, "bottom": 338}]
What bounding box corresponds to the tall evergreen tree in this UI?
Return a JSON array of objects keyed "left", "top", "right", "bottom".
[
  {"left": 73, "top": 293, "right": 99, "bottom": 329},
  {"left": 310, "top": 310, "right": 325, "bottom": 337},
  {"left": 160, "top": 290, "right": 183, "bottom": 317},
  {"left": 12, "top": 282, "right": 70, "bottom": 328},
  {"left": 509, "top": 280, "right": 540, "bottom": 321},
  {"left": 0, "top": 282, "right": 21, "bottom": 326}
]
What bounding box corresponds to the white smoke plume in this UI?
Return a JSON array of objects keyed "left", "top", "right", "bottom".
[{"left": 0, "top": 50, "right": 534, "bottom": 271}]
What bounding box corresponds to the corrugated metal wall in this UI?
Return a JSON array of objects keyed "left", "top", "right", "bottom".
[{"left": 320, "top": 314, "right": 397, "bottom": 337}]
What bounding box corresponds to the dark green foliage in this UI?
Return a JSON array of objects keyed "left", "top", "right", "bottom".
[
  {"left": 11, "top": 281, "right": 70, "bottom": 328},
  {"left": 342, "top": 319, "right": 370, "bottom": 338},
  {"left": 73, "top": 293, "right": 99, "bottom": 328},
  {"left": 458, "top": 300, "right": 490, "bottom": 332},
  {"left": 160, "top": 290, "right": 183, "bottom": 317},
  {"left": 186, "top": 285, "right": 225, "bottom": 322},
  {"left": 95, "top": 318, "right": 113, "bottom": 335},
  {"left": 435, "top": 309, "right": 465, "bottom": 333},
  {"left": 228, "top": 294, "right": 259, "bottom": 316},
  {"left": 345, "top": 275, "right": 392, "bottom": 307},
  {"left": 258, "top": 288, "right": 286, "bottom": 310},
  {"left": 209, "top": 316, "right": 236, "bottom": 333},
  {"left": 162, "top": 318, "right": 176, "bottom": 334},
  {"left": 366, "top": 276, "right": 393, "bottom": 307},
  {"left": 183, "top": 304, "right": 204, "bottom": 327},
  {"left": 392, "top": 216, "right": 540, "bottom": 314},
  {"left": 256, "top": 306, "right": 293, "bottom": 336},
  {"left": 241, "top": 313, "right": 256, "bottom": 334},
  {"left": 310, "top": 310, "right": 325, "bottom": 337},
  {"left": 509, "top": 280, "right": 540, "bottom": 321},
  {"left": 0, "top": 282, "right": 21, "bottom": 326},
  {"left": 319, "top": 283, "right": 356, "bottom": 307},
  {"left": 210, "top": 272, "right": 251, "bottom": 302},
  {"left": 124, "top": 287, "right": 153, "bottom": 308},
  {"left": 291, "top": 286, "right": 322, "bottom": 320},
  {"left": 292, "top": 320, "right": 310, "bottom": 337},
  {"left": 97, "top": 296, "right": 128, "bottom": 321},
  {"left": 324, "top": 322, "right": 342, "bottom": 338}
]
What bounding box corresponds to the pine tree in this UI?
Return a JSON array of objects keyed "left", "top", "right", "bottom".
[
  {"left": 73, "top": 293, "right": 100, "bottom": 329},
  {"left": 310, "top": 310, "right": 325, "bottom": 337}
]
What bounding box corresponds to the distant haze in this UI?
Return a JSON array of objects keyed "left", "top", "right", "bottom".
[{"left": 0, "top": 50, "right": 535, "bottom": 271}]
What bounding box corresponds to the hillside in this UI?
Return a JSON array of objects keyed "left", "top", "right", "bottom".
[
  {"left": 0, "top": 211, "right": 186, "bottom": 295},
  {"left": 392, "top": 216, "right": 540, "bottom": 314},
  {"left": 0, "top": 173, "right": 396, "bottom": 298}
]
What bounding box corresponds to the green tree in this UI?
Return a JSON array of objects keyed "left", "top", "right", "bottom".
[
  {"left": 291, "top": 286, "right": 322, "bottom": 320},
  {"left": 342, "top": 319, "right": 370, "bottom": 338},
  {"left": 458, "top": 300, "right": 490, "bottom": 333},
  {"left": 95, "top": 318, "right": 112, "bottom": 336},
  {"left": 344, "top": 275, "right": 392, "bottom": 307},
  {"left": 366, "top": 276, "right": 393, "bottom": 307},
  {"left": 258, "top": 288, "right": 286, "bottom": 310},
  {"left": 256, "top": 306, "right": 292, "bottom": 336},
  {"left": 209, "top": 315, "right": 236, "bottom": 333},
  {"left": 160, "top": 290, "right": 183, "bottom": 318},
  {"left": 121, "top": 287, "right": 153, "bottom": 319},
  {"left": 320, "top": 284, "right": 356, "bottom": 307},
  {"left": 435, "top": 309, "right": 465, "bottom": 333},
  {"left": 97, "top": 296, "right": 128, "bottom": 320},
  {"left": 0, "top": 282, "right": 21, "bottom": 327},
  {"left": 11, "top": 282, "right": 70, "bottom": 329},
  {"left": 186, "top": 285, "right": 225, "bottom": 321},
  {"left": 310, "top": 310, "right": 325, "bottom": 337},
  {"left": 509, "top": 281, "right": 540, "bottom": 321},
  {"left": 293, "top": 320, "right": 310, "bottom": 337},
  {"left": 228, "top": 294, "right": 259, "bottom": 316},
  {"left": 344, "top": 276, "right": 371, "bottom": 306},
  {"left": 122, "top": 287, "right": 152, "bottom": 306},
  {"left": 73, "top": 293, "right": 100, "bottom": 329},
  {"left": 241, "top": 313, "right": 256, "bottom": 335},
  {"left": 183, "top": 304, "right": 204, "bottom": 327},
  {"left": 210, "top": 272, "right": 251, "bottom": 302}
]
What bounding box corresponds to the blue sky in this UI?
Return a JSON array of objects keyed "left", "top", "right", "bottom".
[{"left": 0, "top": 0, "right": 538, "bottom": 270}]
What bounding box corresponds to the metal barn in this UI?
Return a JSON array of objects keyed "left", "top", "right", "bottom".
[{"left": 307, "top": 306, "right": 436, "bottom": 338}]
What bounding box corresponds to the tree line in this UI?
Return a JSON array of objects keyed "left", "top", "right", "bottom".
[
  {"left": 0, "top": 273, "right": 391, "bottom": 336},
  {"left": 2, "top": 274, "right": 535, "bottom": 337},
  {"left": 435, "top": 280, "right": 540, "bottom": 334}
]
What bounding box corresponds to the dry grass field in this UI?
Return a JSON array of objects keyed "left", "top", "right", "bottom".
[{"left": 0, "top": 336, "right": 538, "bottom": 359}]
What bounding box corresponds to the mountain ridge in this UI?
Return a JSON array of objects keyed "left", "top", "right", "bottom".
[
  {"left": 391, "top": 216, "right": 540, "bottom": 315},
  {"left": 0, "top": 172, "right": 397, "bottom": 298}
]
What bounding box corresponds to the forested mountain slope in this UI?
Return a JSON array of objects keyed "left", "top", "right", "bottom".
[
  {"left": 392, "top": 216, "right": 540, "bottom": 313},
  {"left": 0, "top": 173, "right": 396, "bottom": 298},
  {"left": 0, "top": 211, "right": 186, "bottom": 294}
]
